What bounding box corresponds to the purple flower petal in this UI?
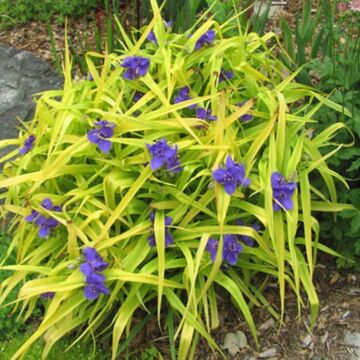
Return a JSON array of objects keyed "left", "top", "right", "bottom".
[
  {"left": 83, "top": 248, "right": 98, "bottom": 261},
  {"left": 148, "top": 234, "right": 156, "bottom": 247},
  {"left": 165, "top": 231, "right": 174, "bottom": 246},
  {"left": 83, "top": 285, "right": 100, "bottom": 300},
  {"left": 87, "top": 129, "right": 100, "bottom": 144},
  {"left": 164, "top": 216, "right": 173, "bottom": 226},
  {"left": 150, "top": 156, "right": 165, "bottom": 171},
  {"left": 147, "top": 31, "right": 157, "bottom": 44},
  {"left": 212, "top": 168, "right": 227, "bottom": 183},
  {"left": 224, "top": 182, "right": 237, "bottom": 195},
  {"left": 80, "top": 262, "right": 94, "bottom": 276},
  {"left": 25, "top": 210, "right": 39, "bottom": 222},
  {"left": 122, "top": 69, "right": 136, "bottom": 80},
  {"left": 206, "top": 238, "right": 219, "bottom": 262},
  {"left": 86, "top": 272, "right": 106, "bottom": 283},
  {"left": 38, "top": 225, "right": 50, "bottom": 238},
  {"left": 240, "top": 113, "right": 253, "bottom": 122},
  {"left": 41, "top": 198, "right": 53, "bottom": 210},
  {"left": 97, "top": 139, "right": 112, "bottom": 153},
  {"left": 52, "top": 205, "right": 62, "bottom": 212}
]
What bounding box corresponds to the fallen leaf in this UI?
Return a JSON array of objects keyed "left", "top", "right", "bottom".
[
  {"left": 259, "top": 318, "right": 275, "bottom": 331},
  {"left": 222, "top": 330, "right": 248, "bottom": 356},
  {"left": 259, "top": 347, "right": 278, "bottom": 358}
]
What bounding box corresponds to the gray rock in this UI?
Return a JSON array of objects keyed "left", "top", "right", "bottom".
[
  {"left": 0, "top": 43, "right": 63, "bottom": 163},
  {"left": 344, "top": 331, "right": 360, "bottom": 360}
]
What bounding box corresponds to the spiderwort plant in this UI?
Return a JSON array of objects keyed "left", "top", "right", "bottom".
[{"left": 0, "top": 3, "right": 352, "bottom": 359}]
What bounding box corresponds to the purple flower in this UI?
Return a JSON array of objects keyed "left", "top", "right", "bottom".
[
  {"left": 80, "top": 247, "right": 109, "bottom": 275},
  {"left": 213, "top": 155, "right": 250, "bottom": 195},
  {"left": 25, "top": 210, "right": 40, "bottom": 223},
  {"left": 237, "top": 101, "right": 253, "bottom": 122},
  {"left": 40, "top": 292, "right": 55, "bottom": 299},
  {"left": 133, "top": 91, "right": 144, "bottom": 102},
  {"left": 174, "top": 86, "right": 196, "bottom": 109},
  {"left": 19, "top": 135, "right": 35, "bottom": 155},
  {"left": 121, "top": 56, "right": 150, "bottom": 80},
  {"left": 147, "top": 31, "right": 158, "bottom": 44},
  {"left": 271, "top": 172, "right": 297, "bottom": 211},
  {"left": 205, "top": 235, "right": 243, "bottom": 265},
  {"left": 196, "top": 107, "right": 217, "bottom": 121},
  {"left": 236, "top": 220, "right": 260, "bottom": 247},
  {"left": 80, "top": 247, "right": 110, "bottom": 301},
  {"left": 83, "top": 280, "right": 110, "bottom": 301},
  {"left": 223, "top": 234, "right": 243, "bottom": 265},
  {"left": 41, "top": 198, "right": 63, "bottom": 212},
  {"left": 146, "top": 138, "right": 181, "bottom": 173},
  {"left": 205, "top": 238, "right": 219, "bottom": 262},
  {"left": 219, "top": 68, "right": 234, "bottom": 83},
  {"left": 195, "top": 30, "right": 215, "bottom": 50},
  {"left": 148, "top": 212, "right": 174, "bottom": 247},
  {"left": 87, "top": 120, "right": 115, "bottom": 153},
  {"left": 41, "top": 198, "right": 52, "bottom": 210},
  {"left": 35, "top": 215, "right": 59, "bottom": 238}
]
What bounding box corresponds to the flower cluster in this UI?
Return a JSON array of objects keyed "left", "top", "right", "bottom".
[
  {"left": 19, "top": 135, "right": 35, "bottom": 155},
  {"left": 25, "top": 198, "right": 61, "bottom": 238},
  {"left": 80, "top": 248, "right": 110, "bottom": 301},
  {"left": 271, "top": 172, "right": 297, "bottom": 211},
  {"left": 213, "top": 156, "right": 250, "bottom": 195},
  {"left": 206, "top": 234, "right": 243, "bottom": 265},
  {"left": 121, "top": 56, "right": 150, "bottom": 80},
  {"left": 87, "top": 120, "right": 115, "bottom": 153},
  {"left": 147, "top": 138, "right": 181, "bottom": 173},
  {"left": 195, "top": 29, "right": 215, "bottom": 50},
  {"left": 148, "top": 212, "right": 174, "bottom": 247}
]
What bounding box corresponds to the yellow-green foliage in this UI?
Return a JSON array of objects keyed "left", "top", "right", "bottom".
[{"left": 0, "top": 1, "right": 353, "bottom": 359}]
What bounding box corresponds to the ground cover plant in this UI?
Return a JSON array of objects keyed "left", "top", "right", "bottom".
[{"left": 0, "top": 1, "right": 354, "bottom": 359}]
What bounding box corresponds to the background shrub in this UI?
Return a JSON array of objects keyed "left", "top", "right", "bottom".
[{"left": 0, "top": 0, "right": 99, "bottom": 29}]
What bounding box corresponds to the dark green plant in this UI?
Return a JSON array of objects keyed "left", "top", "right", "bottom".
[
  {"left": 0, "top": 0, "right": 100, "bottom": 29},
  {"left": 279, "top": 0, "right": 360, "bottom": 268}
]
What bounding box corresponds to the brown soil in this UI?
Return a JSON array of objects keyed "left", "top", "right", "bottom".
[{"left": 193, "top": 254, "right": 360, "bottom": 359}]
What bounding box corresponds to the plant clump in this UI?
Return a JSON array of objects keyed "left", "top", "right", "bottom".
[{"left": 0, "top": 1, "right": 352, "bottom": 359}]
